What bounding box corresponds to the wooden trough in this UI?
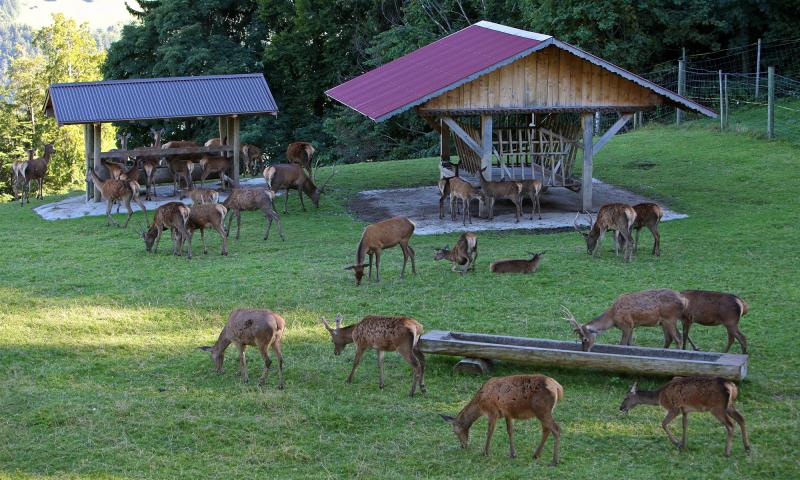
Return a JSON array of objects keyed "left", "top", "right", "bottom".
[{"left": 420, "top": 330, "right": 748, "bottom": 381}]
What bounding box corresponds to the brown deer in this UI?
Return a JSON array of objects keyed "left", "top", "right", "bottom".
[
  {"left": 204, "top": 137, "right": 224, "bottom": 147},
  {"left": 478, "top": 167, "right": 522, "bottom": 222},
  {"left": 438, "top": 176, "right": 453, "bottom": 220},
  {"left": 186, "top": 203, "right": 228, "bottom": 256},
  {"left": 440, "top": 374, "right": 563, "bottom": 465},
  {"left": 20, "top": 143, "right": 55, "bottom": 204},
  {"left": 11, "top": 149, "right": 32, "bottom": 201},
  {"left": 518, "top": 178, "right": 543, "bottom": 220},
  {"left": 263, "top": 163, "right": 335, "bottom": 213},
  {"left": 101, "top": 158, "right": 126, "bottom": 180},
  {"left": 446, "top": 176, "right": 482, "bottom": 225},
  {"left": 630, "top": 202, "right": 664, "bottom": 256},
  {"left": 87, "top": 169, "right": 148, "bottom": 228},
  {"left": 434, "top": 232, "right": 478, "bottom": 274},
  {"left": 345, "top": 216, "right": 416, "bottom": 286},
  {"left": 574, "top": 203, "right": 636, "bottom": 262},
  {"left": 222, "top": 188, "right": 285, "bottom": 241},
  {"left": 140, "top": 157, "right": 160, "bottom": 200},
  {"left": 142, "top": 201, "right": 191, "bottom": 258},
  {"left": 680, "top": 290, "right": 749, "bottom": 354},
  {"left": 181, "top": 187, "right": 219, "bottom": 205},
  {"left": 619, "top": 377, "right": 750, "bottom": 456},
  {"left": 564, "top": 288, "right": 687, "bottom": 351},
  {"left": 162, "top": 140, "right": 199, "bottom": 195},
  {"left": 286, "top": 141, "right": 315, "bottom": 179},
  {"left": 490, "top": 251, "right": 545, "bottom": 274},
  {"left": 198, "top": 308, "right": 285, "bottom": 388},
  {"left": 242, "top": 144, "right": 262, "bottom": 175},
  {"left": 199, "top": 155, "right": 232, "bottom": 189},
  {"left": 320, "top": 314, "right": 425, "bottom": 396}
]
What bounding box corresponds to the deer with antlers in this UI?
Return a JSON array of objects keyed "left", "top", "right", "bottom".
[
  {"left": 286, "top": 141, "right": 315, "bottom": 179},
  {"left": 263, "top": 163, "right": 335, "bottom": 214},
  {"left": 574, "top": 203, "right": 636, "bottom": 262},
  {"left": 478, "top": 167, "right": 522, "bottom": 222},
  {"left": 564, "top": 289, "right": 687, "bottom": 351},
  {"left": 321, "top": 314, "right": 426, "bottom": 396},
  {"left": 345, "top": 216, "right": 416, "bottom": 286},
  {"left": 19, "top": 144, "right": 55, "bottom": 205},
  {"left": 434, "top": 232, "right": 478, "bottom": 274},
  {"left": 87, "top": 169, "right": 148, "bottom": 228}
]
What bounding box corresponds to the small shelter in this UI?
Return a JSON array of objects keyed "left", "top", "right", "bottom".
[
  {"left": 327, "top": 21, "right": 716, "bottom": 210},
  {"left": 45, "top": 73, "right": 277, "bottom": 201}
]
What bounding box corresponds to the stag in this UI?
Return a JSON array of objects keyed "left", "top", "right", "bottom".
[
  {"left": 434, "top": 232, "right": 478, "bottom": 274},
  {"left": 222, "top": 188, "right": 284, "bottom": 241},
  {"left": 574, "top": 203, "right": 636, "bottom": 262},
  {"left": 345, "top": 216, "right": 416, "bottom": 286},
  {"left": 19, "top": 144, "right": 55, "bottom": 205},
  {"left": 680, "top": 290, "right": 749, "bottom": 353},
  {"left": 263, "top": 163, "right": 335, "bottom": 214},
  {"left": 199, "top": 155, "right": 233, "bottom": 189}
]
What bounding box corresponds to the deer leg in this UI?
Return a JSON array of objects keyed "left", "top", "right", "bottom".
[
  {"left": 592, "top": 231, "right": 605, "bottom": 257},
  {"left": 536, "top": 192, "right": 542, "bottom": 220},
  {"left": 506, "top": 418, "right": 516, "bottom": 458},
  {"left": 299, "top": 189, "right": 307, "bottom": 212},
  {"left": 153, "top": 228, "right": 163, "bottom": 253},
  {"left": 620, "top": 327, "right": 633, "bottom": 345},
  {"left": 408, "top": 245, "right": 416, "bottom": 275},
  {"left": 105, "top": 199, "right": 117, "bottom": 226},
  {"left": 179, "top": 224, "right": 192, "bottom": 259},
  {"left": 711, "top": 409, "right": 735, "bottom": 456},
  {"left": 661, "top": 410, "right": 681, "bottom": 449},
  {"left": 681, "top": 412, "right": 688, "bottom": 449},
  {"left": 727, "top": 407, "right": 750, "bottom": 453},
  {"left": 514, "top": 197, "right": 521, "bottom": 223},
  {"left": 238, "top": 345, "right": 249, "bottom": 383},
  {"left": 272, "top": 338, "right": 284, "bottom": 389},
  {"left": 257, "top": 341, "right": 272, "bottom": 387},
  {"left": 122, "top": 198, "right": 134, "bottom": 228},
  {"left": 346, "top": 346, "right": 366, "bottom": 384},
  {"left": 664, "top": 321, "right": 683, "bottom": 349},
  {"left": 283, "top": 188, "right": 289, "bottom": 214},
  {"left": 400, "top": 243, "right": 409, "bottom": 278},
  {"left": 622, "top": 228, "right": 634, "bottom": 262},
  {"left": 397, "top": 342, "right": 422, "bottom": 396},
  {"left": 376, "top": 350, "right": 385, "bottom": 389},
  {"left": 650, "top": 224, "right": 660, "bottom": 256},
  {"left": 214, "top": 222, "right": 228, "bottom": 256},
  {"left": 374, "top": 251, "right": 382, "bottom": 282},
  {"left": 483, "top": 415, "right": 497, "bottom": 456},
  {"left": 682, "top": 320, "right": 700, "bottom": 351},
  {"left": 235, "top": 211, "right": 242, "bottom": 240},
  {"left": 731, "top": 327, "right": 747, "bottom": 354},
  {"left": 368, "top": 253, "right": 373, "bottom": 280},
  {"left": 197, "top": 228, "right": 207, "bottom": 254}
]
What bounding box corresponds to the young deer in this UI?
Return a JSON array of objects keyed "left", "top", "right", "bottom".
[
  {"left": 199, "top": 155, "right": 233, "bottom": 189},
  {"left": 162, "top": 140, "right": 199, "bottom": 195},
  {"left": 181, "top": 187, "right": 219, "bottom": 205},
  {"left": 263, "top": 163, "right": 335, "bottom": 213},
  {"left": 437, "top": 176, "right": 453, "bottom": 220},
  {"left": 490, "top": 251, "right": 545, "bottom": 274},
  {"left": 345, "top": 216, "right": 416, "bottom": 286},
  {"left": 564, "top": 288, "right": 687, "bottom": 351},
  {"left": 445, "top": 176, "right": 482, "bottom": 225},
  {"left": 321, "top": 314, "right": 425, "bottom": 396},
  {"left": 680, "top": 290, "right": 749, "bottom": 354},
  {"left": 574, "top": 203, "right": 636, "bottom": 262},
  {"left": 626, "top": 202, "right": 664, "bottom": 256},
  {"left": 242, "top": 144, "right": 262, "bottom": 175},
  {"left": 222, "top": 188, "right": 284, "bottom": 241},
  {"left": 187, "top": 203, "right": 228, "bottom": 256},
  {"left": 478, "top": 167, "right": 522, "bottom": 222},
  {"left": 434, "top": 232, "right": 478, "bottom": 274},
  {"left": 11, "top": 149, "right": 32, "bottom": 201},
  {"left": 20, "top": 143, "right": 55, "bottom": 204},
  {"left": 87, "top": 169, "right": 148, "bottom": 228},
  {"left": 142, "top": 201, "right": 191, "bottom": 258},
  {"left": 518, "top": 178, "right": 543, "bottom": 220},
  {"left": 619, "top": 377, "right": 750, "bottom": 456},
  {"left": 198, "top": 308, "right": 285, "bottom": 388},
  {"left": 440, "top": 375, "right": 563, "bottom": 465},
  {"left": 101, "top": 158, "right": 126, "bottom": 180},
  {"left": 286, "top": 141, "right": 315, "bottom": 178}
]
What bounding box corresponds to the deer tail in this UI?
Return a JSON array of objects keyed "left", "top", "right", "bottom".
[
  {"left": 305, "top": 144, "right": 315, "bottom": 162},
  {"left": 735, "top": 297, "right": 749, "bottom": 317},
  {"left": 723, "top": 380, "right": 738, "bottom": 409},
  {"left": 412, "top": 326, "right": 422, "bottom": 350}
]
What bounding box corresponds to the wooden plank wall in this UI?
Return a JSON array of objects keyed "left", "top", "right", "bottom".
[{"left": 419, "top": 46, "right": 662, "bottom": 111}]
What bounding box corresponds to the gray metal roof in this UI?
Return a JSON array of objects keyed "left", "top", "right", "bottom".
[{"left": 45, "top": 73, "right": 278, "bottom": 125}]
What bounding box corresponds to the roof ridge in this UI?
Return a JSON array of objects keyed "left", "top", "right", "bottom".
[
  {"left": 474, "top": 21, "right": 551, "bottom": 41},
  {"left": 50, "top": 73, "right": 264, "bottom": 89}
]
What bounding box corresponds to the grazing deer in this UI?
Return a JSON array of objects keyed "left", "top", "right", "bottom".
[
  {"left": 11, "top": 149, "right": 33, "bottom": 201},
  {"left": 518, "top": 178, "right": 543, "bottom": 220},
  {"left": 440, "top": 375, "right": 563, "bottom": 465},
  {"left": 20, "top": 144, "right": 55, "bottom": 204},
  {"left": 630, "top": 202, "right": 664, "bottom": 256},
  {"left": 345, "top": 216, "right": 416, "bottom": 286},
  {"left": 490, "top": 251, "right": 545, "bottom": 274},
  {"left": 564, "top": 289, "right": 687, "bottom": 351},
  {"left": 198, "top": 308, "right": 285, "bottom": 388},
  {"left": 199, "top": 155, "right": 233, "bottom": 189},
  {"left": 263, "top": 163, "right": 335, "bottom": 213},
  {"left": 680, "top": 290, "right": 749, "bottom": 354},
  {"left": 574, "top": 203, "right": 636, "bottom": 262},
  {"left": 142, "top": 201, "right": 191, "bottom": 258},
  {"left": 222, "top": 188, "right": 284, "bottom": 241},
  {"left": 478, "top": 167, "right": 522, "bottom": 222},
  {"left": 434, "top": 232, "right": 478, "bottom": 274},
  {"left": 186, "top": 203, "right": 228, "bottom": 256},
  {"left": 321, "top": 314, "right": 425, "bottom": 396},
  {"left": 445, "top": 176, "right": 482, "bottom": 225},
  {"left": 619, "top": 377, "right": 750, "bottom": 456},
  {"left": 87, "top": 169, "right": 148, "bottom": 228},
  {"left": 286, "top": 141, "right": 315, "bottom": 178},
  {"left": 181, "top": 187, "right": 219, "bottom": 205}
]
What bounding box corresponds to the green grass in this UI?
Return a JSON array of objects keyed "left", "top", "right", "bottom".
[
  {"left": 1, "top": 126, "right": 799, "bottom": 479},
  {"left": 691, "top": 97, "right": 800, "bottom": 146}
]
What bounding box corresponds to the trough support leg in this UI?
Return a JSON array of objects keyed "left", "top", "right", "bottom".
[{"left": 453, "top": 357, "right": 492, "bottom": 375}]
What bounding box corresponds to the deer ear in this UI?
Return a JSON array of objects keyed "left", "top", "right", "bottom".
[
  {"left": 197, "top": 346, "right": 213, "bottom": 352},
  {"left": 320, "top": 317, "right": 333, "bottom": 332},
  {"left": 629, "top": 382, "right": 638, "bottom": 394},
  {"left": 440, "top": 414, "right": 456, "bottom": 424}
]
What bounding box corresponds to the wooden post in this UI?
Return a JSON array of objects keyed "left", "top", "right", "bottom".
[
  {"left": 218, "top": 117, "right": 227, "bottom": 145},
  {"left": 84, "top": 124, "right": 93, "bottom": 201},
  {"left": 581, "top": 113, "right": 594, "bottom": 212},
  {"left": 724, "top": 74, "right": 729, "bottom": 129},
  {"left": 93, "top": 123, "right": 102, "bottom": 202},
  {"left": 767, "top": 66, "right": 775, "bottom": 139},
  {"left": 226, "top": 117, "right": 234, "bottom": 156},
  {"left": 677, "top": 60, "right": 686, "bottom": 125},
  {"left": 755, "top": 39, "right": 762, "bottom": 97},
  {"left": 232, "top": 116, "right": 240, "bottom": 186},
  {"left": 480, "top": 114, "right": 492, "bottom": 180},
  {"left": 440, "top": 118, "right": 450, "bottom": 167},
  {"left": 718, "top": 70, "right": 724, "bottom": 130}
]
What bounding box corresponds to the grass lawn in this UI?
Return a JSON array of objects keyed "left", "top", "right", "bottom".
[{"left": 1, "top": 126, "right": 798, "bottom": 479}]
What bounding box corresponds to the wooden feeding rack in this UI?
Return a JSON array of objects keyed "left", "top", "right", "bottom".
[{"left": 420, "top": 330, "right": 748, "bottom": 381}]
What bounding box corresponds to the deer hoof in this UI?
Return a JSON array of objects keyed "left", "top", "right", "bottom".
[{"left": 549, "top": 460, "right": 559, "bottom": 467}]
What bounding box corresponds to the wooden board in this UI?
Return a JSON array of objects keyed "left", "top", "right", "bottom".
[
  {"left": 100, "top": 145, "right": 235, "bottom": 160},
  {"left": 420, "top": 330, "right": 748, "bottom": 381}
]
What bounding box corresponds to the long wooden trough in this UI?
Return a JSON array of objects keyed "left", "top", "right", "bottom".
[{"left": 420, "top": 330, "right": 748, "bottom": 381}]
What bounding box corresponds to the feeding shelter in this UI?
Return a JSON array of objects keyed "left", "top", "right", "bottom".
[
  {"left": 327, "top": 21, "right": 716, "bottom": 211},
  {"left": 44, "top": 73, "right": 278, "bottom": 201}
]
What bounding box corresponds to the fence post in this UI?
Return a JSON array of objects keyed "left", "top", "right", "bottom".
[
  {"left": 724, "top": 74, "right": 729, "bottom": 128},
  {"left": 677, "top": 60, "right": 686, "bottom": 125},
  {"left": 767, "top": 66, "right": 775, "bottom": 139},
  {"left": 755, "top": 38, "right": 762, "bottom": 97},
  {"left": 718, "top": 70, "right": 724, "bottom": 130}
]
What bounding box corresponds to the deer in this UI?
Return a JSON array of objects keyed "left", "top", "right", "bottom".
[
  {"left": 198, "top": 308, "right": 285, "bottom": 388},
  {"left": 434, "top": 232, "right": 478, "bottom": 274},
  {"left": 619, "top": 376, "right": 750, "bottom": 457},
  {"left": 186, "top": 203, "right": 229, "bottom": 256},
  {"left": 11, "top": 149, "right": 33, "bottom": 201},
  {"left": 444, "top": 175, "right": 482, "bottom": 225},
  {"left": 574, "top": 203, "right": 636, "bottom": 262},
  {"left": 680, "top": 290, "right": 749, "bottom": 354},
  {"left": 263, "top": 163, "right": 335, "bottom": 214},
  {"left": 87, "top": 169, "right": 148, "bottom": 228},
  {"left": 204, "top": 137, "right": 224, "bottom": 147},
  {"left": 440, "top": 374, "right": 563, "bottom": 465},
  {"left": 345, "top": 216, "right": 416, "bottom": 286},
  {"left": 242, "top": 144, "right": 262, "bottom": 175},
  {"left": 286, "top": 141, "right": 315, "bottom": 179},
  {"left": 627, "top": 202, "right": 664, "bottom": 256},
  {"left": 142, "top": 201, "right": 191, "bottom": 258},
  {"left": 101, "top": 159, "right": 126, "bottom": 180},
  {"left": 19, "top": 143, "right": 55, "bottom": 205},
  {"left": 199, "top": 155, "right": 233, "bottom": 189},
  {"left": 181, "top": 187, "right": 219, "bottom": 205},
  {"left": 490, "top": 251, "right": 545, "bottom": 274},
  {"left": 478, "top": 167, "right": 522, "bottom": 223},
  {"left": 320, "top": 313, "right": 425, "bottom": 396},
  {"left": 437, "top": 176, "right": 452, "bottom": 220},
  {"left": 563, "top": 288, "right": 687, "bottom": 351},
  {"left": 222, "top": 188, "right": 285, "bottom": 241},
  {"left": 518, "top": 178, "right": 543, "bottom": 220},
  {"left": 162, "top": 140, "right": 199, "bottom": 195}
]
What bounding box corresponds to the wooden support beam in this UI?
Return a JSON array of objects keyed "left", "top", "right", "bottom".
[
  {"left": 93, "top": 123, "right": 102, "bottom": 202},
  {"left": 480, "top": 114, "right": 493, "bottom": 180},
  {"left": 441, "top": 117, "right": 482, "bottom": 157},
  {"left": 440, "top": 119, "right": 450, "bottom": 164},
  {"left": 581, "top": 113, "right": 594, "bottom": 211},
  {"left": 218, "top": 117, "right": 227, "bottom": 145},
  {"left": 593, "top": 113, "right": 632, "bottom": 155},
  {"left": 226, "top": 116, "right": 234, "bottom": 158},
  {"left": 101, "top": 145, "right": 236, "bottom": 160},
  {"left": 232, "top": 116, "right": 241, "bottom": 186},
  {"left": 84, "top": 124, "right": 93, "bottom": 201}
]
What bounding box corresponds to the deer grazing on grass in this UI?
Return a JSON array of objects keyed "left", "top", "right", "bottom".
[
  {"left": 321, "top": 314, "right": 426, "bottom": 396},
  {"left": 518, "top": 178, "right": 543, "bottom": 220},
  {"left": 19, "top": 144, "right": 55, "bottom": 205},
  {"left": 286, "top": 141, "right": 315, "bottom": 178},
  {"left": 345, "top": 216, "right": 416, "bottom": 286},
  {"left": 87, "top": 169, "right": 148, "bottom": 228},
  {"left": 199, "top": 155, "right": 233, "bottom": 189},
  {"left": 222, "top": 188, "right": 284, "bottom": 241},
  {"left": 478, "top": 167, "right": 522, "bottom": 222},
  {"left": 263, "top": 163, "right": 335, "bottom": 213},
  {"left": 680, "top": 290, "right": 749, "bottom": 354},
  {"left": 443, "top": 175, "right": 482, "bottom": 225},
  {"left": 434, "top": 232, "right": 478, "bottom": 274},
  {"left": 619, "top": 377, "right": 750, "bottom": 456},
  {"left": 615, "top": 202, "right": 664, "bottom": 256},
  {"left": 11, "top": 149, "right": 33, "bottom": 201},
  {"left": 490, "top": 251, "right": 545, "bottom": 274},
  {"left": 186, "top": 203, "right": 228, "bottom": 256},
  {"left": 440, "top": 375, "right": 563, "bottom": 465},
  {"left": 142, "top": 201, "right": 191, "bottom": 258},
  {"left": 198, "top": 308, "right": 285, "bottom": 388},
  {"left": 564, "top": 289, "right": 687, "bottom": 351},
  {"left": 574, "top": 203, "right": 636, "bottom": 262},
  {"left": 181, "top": 187, "right": 219, "bottom": 205}
]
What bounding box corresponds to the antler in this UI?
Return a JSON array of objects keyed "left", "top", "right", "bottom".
[
  {"left": 584, "top": 210, "right": 594, "bottom": 228},
  {"left": 573, "top": 212, "right": 582, "bottom": 232},
  {"left": 561, "top": 305, "right": 583, "bottom": 335},
  {"left": 319, "top": 164, "right": 337, "bottom": 193},
  {"left": 320, "top": 316, "right": 333, "bottom": 332}
]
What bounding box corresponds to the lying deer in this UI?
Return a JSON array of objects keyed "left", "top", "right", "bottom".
[
  {"left": 478, "top": 167, "right": 522, "bottom": 222},
  {"left": 87, "top": 169, "right": 148, "bottom": 228},
  {"left": 490, "top": 251, "right": 545, "bottom": 274},
  {"left": 181, "top": 187, "right": 219, "bottom": 205},
  {"left": 198, "top": 308, "right": 285, "bottom": 388},
  {"left": 20, "top": 144, "right": 55, "bottom": 205},
  {"left": 619, "top": 377, "right": 750, "bottom": 456},
  {"left": 680, "top": 290, "right": 749, "bottom": 353},
  {"left": 574, "top": 203, "right": 636, "bottom": 262},
  {"left": 287, "top": 141, "right": 315, "bottom": 178},
  {"left": 619, "top": 202, "right": 663, "bottom": 256},
  {"left": 321, "top": 314, "right": 425, "bottom": 396},
  {"left": 434, "top": 232, "right": 478, "bottom": 274},
  {"left": 564, "top": 288, "right": 687, "bottom": 351},
  {"left": 441, "top": 374, "right": 563, "bottom": 465},
  {"left": 187, "top": 203, "right": 228, "bottom": 256},
  {"left": 142, "top": 201, "right": 191, "bottom": 258},
  {"left": 263, "top": 163, "right": 335, "bottom": 213},
  {"left": 345, "top": 216, "right": 416, "bottom": 286},
  {"left": 222, "top": 188, "right": 284, "bottom": 241}
]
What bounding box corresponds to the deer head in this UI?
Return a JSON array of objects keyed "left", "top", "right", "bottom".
[
  {"left": 619, "top": 382, "right": 639, "bottom": 412},
  {"left": 433, "top": 245, "right": 450, "bottom": 261},
  {"left": 310, "top": 165, "right": 336, "bottom": 207},
  {"left": 440, "top": 414, "right": 469, "bottom": 448},
  {"left": 344, "top": 264, "right": 365, "bottom": 286},
  {"left": 574, "top": 212, "right": 597, "bottom": 254},
  {"left": 142, "top": 225, "right": 159, "bottom": 252},
  {"left": 320, "top": 314, "right": 347, "bottom": 355},
  {"left": 197, "top": 345, "right": 225, "bottom": 373},
  {"left": 562, "top": 306, "right": 597, "bottom": 351}
]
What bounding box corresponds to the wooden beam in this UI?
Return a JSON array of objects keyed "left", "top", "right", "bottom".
[
  {"left": 226, "top": 116, "right": 235, "bottom": 159},
  {"left": 218, "top": 117, "right": 227, "bottom": 145},
  {"left": 441, "top": 117, "right": 482, "bottom": 156},
  {"left": 232, "top": 116, "right": 241, "bottom": 186},
  {"left": 593, "top": 113, "right": 632, "bottom": 155},
  {"left": 440, "top": 119, "right": 451, "bottom": 163},
  {"left": 581, "top": 113, "right": 594, "bottom": 211},
  {"left": 480, "top": 114, "right": 493, "bottom": 180},
  {"left": 100, "top": 145, "right": 237, "bottom": 160},
  {"left": 93, "top": 123, "right": 102, "bottom": 202},
  {"left": 84, "top": 124, "right": 93, "bottom": 201}
]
